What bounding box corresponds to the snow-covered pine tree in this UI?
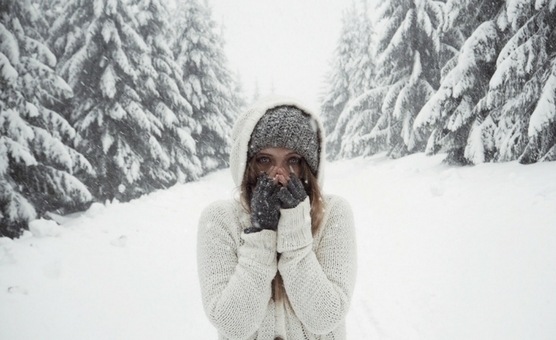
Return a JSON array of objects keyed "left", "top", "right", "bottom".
[
  {"left": 372, "top": 0, "right": 444, "bottom": 158},
  {"left": 49, "top": 0, "right": 171, "bottom": 201},
  {"left": 347, "top": 0, "right": 376, "bottom": 99},
  {"left": 33, "top": 0, "right": 65, "bottom": 28},
  {"left": 441, "top": 0, "right": 503, "bottom": 69},
  {"left": 130, "top": 0, "right": 202, "bottom": 186},
  {"left": 321, "top": 1, "right": 376, "bottom": 160},
  {"left": 172, "top": 0, "right": 237, "bottom": 172},
  {"left": 417, "top": 0, "right": 556, "bottom": 165},
  {"left": 330, "top": 86, "right": 389, "bottom": 158},
  {"left": 414, "top": 0, "right": 504, "bottom": 164},
  {"left": 524, "top": 55, "right": 556, "bottom": 163},
  {"left": 231, "top": 70, "right": 247, "bottom": 117},
  {"left": 0, "top": 0, "right": 93, "bottom": 238},
  {"left": 320, "top": 4, "right": 359, "bottom": 139},
  {"left": 481, "top": 1, "right": 556, "bottom": 164}
]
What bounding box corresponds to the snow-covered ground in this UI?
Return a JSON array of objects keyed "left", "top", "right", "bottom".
[{"left": 1, "top": 153, "right": 555, "bottom": 339}]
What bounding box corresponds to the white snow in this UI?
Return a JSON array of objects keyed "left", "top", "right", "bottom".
[
  {"left": 506, "top": 0, "right": 532, "bottom": 31},
  {"left": 28, "top": 219, "right": 62, "bottom": 238},
  {"left": 1, "top": 154, "right": 556, "bottom": 339},
  {"left": 0, "top": 23, "right": 20, "bottom": 66},
  {"left": 0, "top": 53, "right": 18, "bottom": 84},
  {"left": 2, "top": 132, "right": 37, "bottom": 167},
  {"left": 32, "top": 127, "right": 73, "bottom": 170},
  {"left": 100, "top": 64, "right": 117, "bottom": 99},
  {"left": 101, "top": 132, "right": 115, "bottom": 154},
  {"left": 529, "top": 64, "right": 556, "bottom": 137}
]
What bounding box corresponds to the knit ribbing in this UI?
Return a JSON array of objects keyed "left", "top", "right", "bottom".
[{"left": 276, "top": 198, "right": 313, "bottom": 253}]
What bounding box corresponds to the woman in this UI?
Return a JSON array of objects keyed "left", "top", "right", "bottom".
[{"left": 197, "top": 96, "right": 357, "bottom": 339}]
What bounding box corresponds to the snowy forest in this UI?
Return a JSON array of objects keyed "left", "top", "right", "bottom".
[
  {"left": 2, "top": 0, "right": 556, "bottom": 238},
  {"left": 323, "top": 0, "right": 556, "bottom": 164},
  {"left": 1, "top": 0, "right": 243, "bottom": 237}
]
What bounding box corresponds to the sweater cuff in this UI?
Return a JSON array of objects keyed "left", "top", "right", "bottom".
[
  {"left": 277, "top": 198, "right": 312, "bottom": 253},
  {"left": 239, "top": 229, "right": 278, "bottom": 267}
]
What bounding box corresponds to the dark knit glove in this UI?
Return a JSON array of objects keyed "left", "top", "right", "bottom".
[
  {"left": 277, "top": 173, "right": 308, "bottom": 209},
  {"left": 245, "top": 173, "right": 281, "bottom": 234}
]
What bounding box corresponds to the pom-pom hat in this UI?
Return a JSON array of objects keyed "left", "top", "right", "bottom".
[{"left": 229, "top": 96, "right": 326, "bottom": 187}]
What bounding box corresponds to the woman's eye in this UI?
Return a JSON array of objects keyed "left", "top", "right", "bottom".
[
  {"left": 256, "top": 156, "right": 271, "bottom": 164},
  {"left": 288, "top": 157, "right": 301, "bottom": 165}
]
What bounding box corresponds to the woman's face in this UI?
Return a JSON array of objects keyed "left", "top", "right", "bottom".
[{"left": 253, "top": 147, "right": 303, "bottom": 186}]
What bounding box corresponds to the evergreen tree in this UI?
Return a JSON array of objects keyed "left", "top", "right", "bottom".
[
  {"left": 417, "top": 0, "right": 556, "bottom": 165},
  {"left": 365, "top": 0, "right": 445, "bottom": 158},
  {"left": 524, "top": 56, "right": 556, "bottom": 162},
  {"left": 131, "top": 0, "right": 202, "bottom": 185},
  {"left": 172, "top": 0, "right": 237, "bottom": 172},
  {"left": 231, "top": 70, "right": 247, "bottom": 116},
  {"left": 441, "top": 0, "right": 502, "bottom": 69},
  {"left": 482, "top": 1, "right": 556, "bottom": 164},
  {"left": 330, "top": 86, "right": 389, "bottom": 158},
  {"left": 321, "top": 1, "right": 375, "bottom": 159},
  {"left": 414, "top": 0, "right": 504, "bottom": 164},
  {"left": 49, "top": 0, "right": 170, "bottom": 201},
  {"left": 1, "top": 0, "right": 93, "bottom": 237},
  {"left": 348, "top": 0, "right": 376, "bottom": 97},
  {"left": 321, "top": 10, "right": 356, "bottom": 156},
  {"left": 33, "top": 0, "right": 65, "bottom": 28}
]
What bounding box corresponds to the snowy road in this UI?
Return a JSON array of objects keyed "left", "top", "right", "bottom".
[{"left": 1, "top": 153, "right": 556, "bottom": 339}]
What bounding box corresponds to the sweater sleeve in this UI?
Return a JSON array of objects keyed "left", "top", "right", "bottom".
[
  {"left": 197, "top": 200, "right": 278, "bottom": 339},
  {"left": 277, "top": 195, "right": 357, "bottom": 335}
]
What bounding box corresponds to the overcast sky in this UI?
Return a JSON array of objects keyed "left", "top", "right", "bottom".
[{"left": 209, "top": 0, "right": 351, "bottom": 111}]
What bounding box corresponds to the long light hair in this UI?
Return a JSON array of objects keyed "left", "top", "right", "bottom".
[{"left": 240, "top": 157, "right": 324, "bottom": 301}]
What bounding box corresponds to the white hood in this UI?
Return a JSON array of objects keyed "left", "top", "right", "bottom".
[{"left": 229, "top": 95, "right": 326, "bottom": 188}]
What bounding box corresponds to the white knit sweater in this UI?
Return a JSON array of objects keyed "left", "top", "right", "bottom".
[{"left": 197, "top": 96, "right": 357, "bottom": 339}]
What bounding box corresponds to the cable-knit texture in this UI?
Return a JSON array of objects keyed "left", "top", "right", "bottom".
[{"left": 197, "top": 195, "right": 356, "bottom": 339}]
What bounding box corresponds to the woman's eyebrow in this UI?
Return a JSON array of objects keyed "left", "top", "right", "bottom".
[{"left": 256, "top": 151, "right": 300, "bottom": 157}]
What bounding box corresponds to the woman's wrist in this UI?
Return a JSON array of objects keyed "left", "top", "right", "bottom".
[
  {"left": 240, "top": 229, "right": 278, "bottom": 267},
  {"left": 276, "top": 198, "right": 312, "bottom": 253}
]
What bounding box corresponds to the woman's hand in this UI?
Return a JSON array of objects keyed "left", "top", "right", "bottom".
[
  {"left": 245, "top": 172, "right": 281, "bottom": 233},
  {"left": 277, "top": 172, "right": 308, "bottom": 209}
]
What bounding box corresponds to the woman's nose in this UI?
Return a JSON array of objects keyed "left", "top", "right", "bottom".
[{"left": 276, "top": 162, "right": 288, "bottom": 173}]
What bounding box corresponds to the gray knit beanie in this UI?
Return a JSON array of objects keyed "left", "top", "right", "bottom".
[{"left": 248, "top": 105, "right": 320, "bottom": 174}]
